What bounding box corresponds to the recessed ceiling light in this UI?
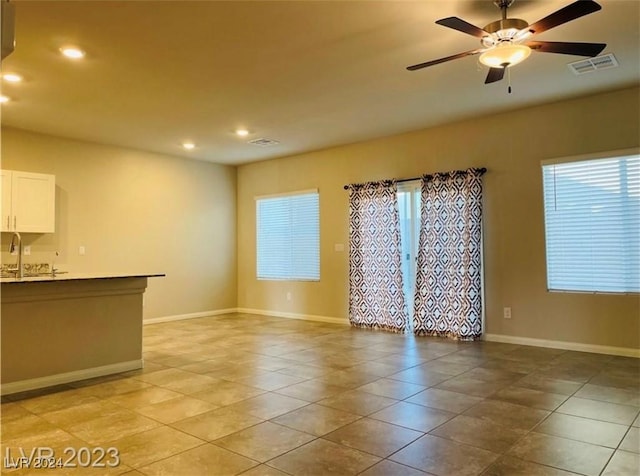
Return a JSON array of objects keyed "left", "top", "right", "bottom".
[
  {"left": 235, "top": 129, "right": 250, "bottom": 137},
  {"left": 0, "top": 96, "right": 10, "bottom": 103},
  {"left": 2, "top": 73, "right": 22, "bottom": 82},
  {"left": 61, "top": 47, "right": 85, "bottom": 59},
  {"left": 182, "top": 142, "right": 195, "bottom": 150}
]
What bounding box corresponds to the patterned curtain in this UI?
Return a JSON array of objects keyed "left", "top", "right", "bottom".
[
  {"left": 413, "top": 168, "right": 484, "bottom": 340},
  {"left": 348, "top": 181, "right": 409, "bottom": 332}
]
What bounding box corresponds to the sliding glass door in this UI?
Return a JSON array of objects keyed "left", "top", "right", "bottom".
[{"left": 397, "top": 181, "right": 421, "bottom": 330}]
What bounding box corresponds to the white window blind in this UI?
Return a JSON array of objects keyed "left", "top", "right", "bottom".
[
  {"left": 542, "top": 154, "right": 639, "bottom": 293},
  {"left": 256, "top": 191, "right": 320, "bottom": 281}
]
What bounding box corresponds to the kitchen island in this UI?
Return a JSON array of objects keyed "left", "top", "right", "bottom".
[{"left": 1, "top": 273, "right": 164, "bottom": 395}]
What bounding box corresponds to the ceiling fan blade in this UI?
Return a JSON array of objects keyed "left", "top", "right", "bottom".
[
  {"left": 485, "top": 67, "right": 505, "bottom": 84},
  {"left": 527, "top": 0, "right": 602, "bottom": 36},
  {"left": 436, "top": 17, "right": 487, "bottom": 38},
  {"left": 407, "top": 49, "right": 483, "bottom": 71},
  {"left": 527, "top": 41, "right": 606, "bottom": 57}
]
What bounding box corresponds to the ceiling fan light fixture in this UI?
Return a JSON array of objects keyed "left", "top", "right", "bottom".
[{"left": 479, "top": 43, "right": 531, "bottom": 68}]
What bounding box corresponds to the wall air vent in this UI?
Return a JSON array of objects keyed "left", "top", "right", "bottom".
[
  {"left": 568, "top": 53, "right": 618, "bottom": 75},
  {"left": 248, "top": 138, "right": 280, "bottom": 147}
]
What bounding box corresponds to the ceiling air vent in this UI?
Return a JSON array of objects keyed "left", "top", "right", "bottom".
[
  {"left": 248, "top": 138, "right": 280, "bottom": 147},
  {"left": 568, "top": 53, "right": 618, "bottom": 75}
]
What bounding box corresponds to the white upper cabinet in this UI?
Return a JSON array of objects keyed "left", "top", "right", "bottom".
[
  {"left": 1, "top": 170, "right": 56, "bottom": 233},
  {"left": 0, "top": 171, "right": 11, "bottom": 232}
]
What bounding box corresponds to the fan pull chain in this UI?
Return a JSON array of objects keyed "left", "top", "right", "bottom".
[{"left": 508, "top": 67, "right": 512, "bottom": 94}]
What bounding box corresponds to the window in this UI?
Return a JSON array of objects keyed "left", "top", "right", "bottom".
[
  {"left": 256, "top": 190, "right": 320, "bottom": 281},
  {"left": 542, "top": 153, "right": 639, "bottom": 293}
]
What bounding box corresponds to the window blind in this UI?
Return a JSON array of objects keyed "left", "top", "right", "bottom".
[
  {"left": 542, "top": 154, "right": 639, "bottom": 293},
  {"left": 256, "top": 191, "right": 320, "bottom": 281}
]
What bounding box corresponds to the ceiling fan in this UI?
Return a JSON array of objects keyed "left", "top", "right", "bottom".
[{"left": 407, "top": 0, "right": 606, "bottom": 86}]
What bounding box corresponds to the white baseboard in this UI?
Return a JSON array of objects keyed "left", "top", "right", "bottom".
[
  {"left": 1, "top": 360, "right": 143, "bottom": 396},
  {"left": 237, "top": 307, "right": 349, "bottom": 326},
  {"left": 484, "top": 334, "right": 640, "bottom": 358},
  {"left": 144, "top": 307, "right": 347, "bottom": 326},
  {"left": 144, "top": 308, "right": 237, "bottom": 325}
]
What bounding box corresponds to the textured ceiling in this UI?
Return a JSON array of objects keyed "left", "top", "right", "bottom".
[{"left": 1, "top": 0, "right": 638, "bottom": 164}]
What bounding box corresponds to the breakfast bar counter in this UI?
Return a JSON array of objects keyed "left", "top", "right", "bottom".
[{"left": 1, "top": 273, "right": 164, "bottom": 395}]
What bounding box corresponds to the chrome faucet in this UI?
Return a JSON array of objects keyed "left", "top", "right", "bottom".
[{"left": 9, "top": 231, "right": 23, "bottom": 279}]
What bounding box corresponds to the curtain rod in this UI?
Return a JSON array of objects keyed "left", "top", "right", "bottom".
[{"left": 343, "top": 167, "right": 487, "bottom": 190}]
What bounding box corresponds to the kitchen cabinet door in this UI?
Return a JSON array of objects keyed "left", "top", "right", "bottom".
[
  {"left": 1, "top": 170, "right": 56, "bottom": 233},
  {"left": 1, "top": 170, "right": 11, "bottom": 232}
]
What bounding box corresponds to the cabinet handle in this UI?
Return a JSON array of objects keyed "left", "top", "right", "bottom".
[
  {"left": 13, "top": 216, "right": 16, "bottom": 230},
  {"left": 6, "top": 216, "right": 9, "bottom": 229}
]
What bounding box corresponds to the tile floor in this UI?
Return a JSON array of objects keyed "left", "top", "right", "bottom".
[{"left": 1, "top": 313, "right": 639, "bottom": 475}]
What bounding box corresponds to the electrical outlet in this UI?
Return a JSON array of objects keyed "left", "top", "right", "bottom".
[
  {"left": 286, "top": 292, "right": 292, "bottom": 301},
  {"left": 23, "top": 246, "right": 31, "bottom": 256},
  {"left": 79, "top": 246, "right": 86, "bottom": 255},
  {"left": 503, "top": 307, "right": 512, "bottom": 319}
]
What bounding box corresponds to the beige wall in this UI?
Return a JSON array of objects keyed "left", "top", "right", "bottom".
[
  {"left": 1, "top": 127, "right": 237, "bottom": 320},
  {"left": 237, "top": 86, "right": 640, "bottom": 350}
]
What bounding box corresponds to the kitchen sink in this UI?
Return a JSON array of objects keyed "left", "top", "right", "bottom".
[
  {"left": 1, "top": 262, "right": 66, "bottom": 278},
  {"left": 1, "top": 270, "right": 68, "bottom": 278}
]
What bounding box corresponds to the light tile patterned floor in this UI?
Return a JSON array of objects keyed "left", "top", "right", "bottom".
[{"left": 1, "top": 313, "right": 639, "bottom": 475}]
